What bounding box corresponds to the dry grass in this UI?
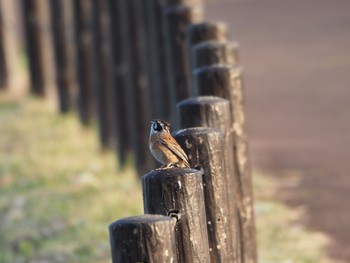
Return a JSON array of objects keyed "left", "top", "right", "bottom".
[{"left": 0, "top": 91, "right": 329, "bottom": 262}]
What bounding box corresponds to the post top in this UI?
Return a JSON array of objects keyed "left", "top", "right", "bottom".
[
  {"left": 174, "top": 126, "right": 223, "bottom": 137},
  {"left": 194, "top": 64, "right": 243, "bottom": 75},
  {"left": 111, "top": 214, "right": 176, "bottom": 228},
  {"left": 192, "top": 39, "right": 239, "bottom": 50},
  {"left": 177, "top": 95, "right": 229, "bottom": 107}
]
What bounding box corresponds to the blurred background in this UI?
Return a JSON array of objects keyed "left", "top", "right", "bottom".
[
  {"left": 206, "top": 0, "right": 350, "bottom": 261},
  {"left": 1, "top": 0, "right": 349, "bottom": 262}
]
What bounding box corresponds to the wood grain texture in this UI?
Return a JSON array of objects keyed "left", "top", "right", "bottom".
[
  {"left": 142, "top": 167, "right": 210, "bottom": 262},
  {"left": 177, "top": 96, "right": 242, "bottom": 262},
  {"left": 109, "top": 214, "right": 177, "bottom": 263},
  {"left": 193, "top": 65, "right": 257, "bottom": 263}
]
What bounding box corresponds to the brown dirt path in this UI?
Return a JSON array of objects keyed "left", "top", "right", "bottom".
[{"left": 206, "top": 0, "right": 350, "bottom": 261}]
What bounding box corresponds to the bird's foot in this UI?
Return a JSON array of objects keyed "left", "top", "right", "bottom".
[{"left": 160, "top": 163, "right": 178, "bottom": 169}]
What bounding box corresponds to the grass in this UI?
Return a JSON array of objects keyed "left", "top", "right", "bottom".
[
  {"left": 0, "top": 92, "right": 142, "bottom": 263},
  {"left": 254, "top": 174, "right": 331, "bottom": 263},
  {"left": 0, "top": 91, "right": 330, "bottom": 263}
]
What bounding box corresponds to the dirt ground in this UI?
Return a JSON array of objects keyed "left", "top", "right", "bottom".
[{"left": 206, "top": 0, "right": 350, "bottom": 262}]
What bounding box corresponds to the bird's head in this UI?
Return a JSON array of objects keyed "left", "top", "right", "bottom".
[{"left": 150, "top": 119, "right": 171, "bottom": 134}]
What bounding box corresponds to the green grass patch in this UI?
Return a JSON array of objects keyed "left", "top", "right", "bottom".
[
  {"left": 254, "top": 174, "right": 330, "bottom": 263},
  {"left": 0, "top": 92, "right": 142, "bottom": 263}
]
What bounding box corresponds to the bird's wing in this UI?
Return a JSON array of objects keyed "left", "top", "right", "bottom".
[{"left": 159, "top": 136, "right": 189, "bottom": 163}]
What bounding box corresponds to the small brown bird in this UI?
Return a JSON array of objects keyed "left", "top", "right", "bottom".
[{"left": 149, "top": 119, "right": 190, "bottom": 168}]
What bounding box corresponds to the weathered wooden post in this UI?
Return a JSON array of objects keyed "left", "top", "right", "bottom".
[
  {"left": 49, "top": 0, "right": 71, "bottom": 112},
  {"left": 73, "top": 0, "right": 97, "bottom": 125},
  {"left": 139, "top": 0, "right": 157, "bottom": 122},
  {"left": 62, "top": 0, "right": 78, "bottom": 109},
  {"left": 21, "top": 0, "right": 45, "bottom": 95},
  {"left": 0, "top": 6, "right": 6, "bottom": 89},
  {"left": 177, "top": 96, "right": 229, "bottom": 129},
  {"left": 0, "top": 0, "right": 24, "bottom": 91},
  {"left": 92, "top": 0, "right": 116, "bottom": 149},
  {"left": 120, "top": 0, "right": 154, "bottom": 175},
  {"left": 177, "top": 96, "right": 242, "bottom": 262},
  {"left": 21, "top": 0, "right": 56, "bottom": 98},
  {"left": 144, "top": 0, "right": 202, "bottom": 121},
  {"left": 192, "top": 40, "right": 239, "bottom": 69},
  {"left": 107, "top": 0, "right": 130, "bottom": 165},
  {"left": 185, "top": 21, "right": 229, "bottom": 92},
  {"left": 193, "top": 65, "right": 257, "bottom": 263},
  {"left": 109, "top": 215, "right": 177, "bottom": 263},
  {"left": 143, "top": 167, "right": 210, "bottom": 262},
  {"left": 143, "top": 0, "right": 169, "bottom": 121},
  {"left": 186, "top": 21, "right": 228, "bottom": 48},
  {"left": 173, "top": 127, "right": 237, "bottom": 262},
  {"left": 162, "top": 3, "right": 203, "bottom": 125}
]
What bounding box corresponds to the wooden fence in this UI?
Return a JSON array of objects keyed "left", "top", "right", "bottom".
[{"left": 0, "top": 0, "right": 257, "bottom": 262}]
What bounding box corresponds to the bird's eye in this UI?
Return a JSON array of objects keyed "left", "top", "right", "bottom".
[{"left": 153, "top": 122, "right": 162, "bottom": 131}]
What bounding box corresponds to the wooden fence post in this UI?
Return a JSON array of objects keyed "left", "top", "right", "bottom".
[
  {"left": 192, "top": 40, "right": 239, "bottom": 70},
  {"left": 193, "top": 65, "right": 257, "bottom": 263},
  {"left": 144, "top": 0, "right": 169, "bottom": 121},
  {"left": 173, "top": 127, "right": 237, "bottom": 262},
  {"left": 185, "top": 21, "right": 229, "bottom": 90},
  {"left": 109, "top": 215, "right": 177, "bottom": 263},
  {"left": 21, "top": 0, "right": 45, "bottom": 95},
  {"left": 49, "top": 0, "right": 71, "bottom": 112},
  {"left": 186, "top": 21, "right": 228, "bottom": 48},
  {"left": 120, "top": 0, "right": 154, "bottom": 175},
  {"left": 72, "top": 0, "right": 96, "bottom": 125},
  {"left": 62, "top": 0, "right": 78, "bottom": 109},
  {"left": 22, "top": 0, "right": 56, "bottom": 98},
  {"left": 92, "top": 0, "right": 116, "bottom": 149},
  {"left": 144, "top": 0, "right": 203, "bottom": 121},
  {"left": 143, "top": 167, "right": 210, "bottom": 262},
  {"left": 177, "top": 96, "right": 230, "bottom": 130},
  {"left": 107, "top": 0, "right": 130, "bottom": 165},
  {"left": 0, "top": 0, "right": 24, "bottom": 91},
  {"left": 139, "top": 0, "right": 157, "bottom": 122},
  {"left": 177, "top": 96, "right": 242, "bottom": 262},
  {"left": 162, "top": 4, "right": 203, "bottom": 125},
  {"left": 0, "top": 4, "right": 7, "bottom": 89}
]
